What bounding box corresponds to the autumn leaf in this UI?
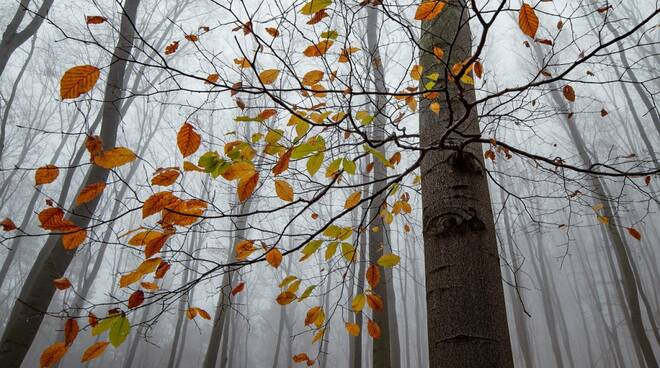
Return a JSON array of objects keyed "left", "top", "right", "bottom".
[
  {"left": 142, "top": 191, "right": 178, "bottom": 218},
  {"left": 433, "top": 46, "right": 444, "bottom": 59},
  {"left": 410, "top": 64, "right": 423, "bottom": 81},
  {"left": 266, "top": 247, "right": 283, "bottom": 268},
  {"left": 414, "top": 1, "right": 446, "bottom": 21},
  {"left": 300, "top": 0, "right": 332, "bottom": 15},
  {"left": 165, "top": 41, "right": 179, "bottom": 55},
  {"left": 367, "top": 319, "right": 381, "bottom": 339},
  {"left": 35, "top": 165, "right": 60, "bottom": 185},
  {"left": 109, "top": 315, "right": 130, "bottom": 347},
  {"left": 93, "top": 147, "right": 136, "bottom": 169},
  {"left": 238, "top": 172, "right": 259, "bottom": 202},
  {"left": 275, "top": 180, "right": 294, "bottom": 202},
  {"left": 377, "top": 253, "right": 400, "bottom": 268},
  {"left": 75, "top": 182, "right": 106, "bottom": 206},
  {"left": 293, "top": 353, "right": 310, "bottom": 363},
  {"left": 128, "top": 230, "right": 164, "bottom": 246},
  {"left": 62, "top": 227, "right": 87, "bottom": 250},
  {"left": 128, "top": 290, "right": 144, "bottom": 308},
  {"left": 231, "top": 282, "right": 246, "bottom": 296},
  {"left": 119, "top": 271, "right": 142, "bottom": 288},
  {"left": 344, "top": 191, "right": 361, "bottom": 209},
  {"left": 626, "top": 227, "right": 642, "bottom": 241},
  {"left": 185, "top": 34, "right": 199, "bottom": 42},
  {"left": 197, "top": 308, "right": 211, "bottom": 320},
  {"left": 53, "top": 277, "right": 72, "bottom": 290},
  {"left": 64, "top": 319, "right": 79, "bottom": 347},
  {"left": 303, "top": 40, "right": 334, "bottom": 57},
  {"left": 140, "top": 282, "right": 159, "bottom": 291},
  {"left": 563, "top": 85, "right": 576, "bottom": 102},
  {"left": 137, "top": 257, "right": 162, "bottom": 274},
  {"left": 345, "top": 322, "right": 360, "bottom": 336},
  {"left": 86, "top": 16, "right": 107, "bottom": 25},
  {"left": 351, "top": 293, "right": 366, "bottom": 312},
  {"left": 155, "top": 262, "right": 171, "bottom": 279},
  {"left": 302, "top": 70, "right": 324, "bottom": 86},
  {"left": 366, "top": 264, "right": 381, "bottom": 289},
  {"left": 259, "top": 69, "right": 280, "bottom": 85},
  {"left": 518, "top": 3, "right": 539, "bottom": 38},
  {"left": 276, "top": 291, "right": 297, "bottom": 305},
  {"left": 1, "top": 218, "right": 17, "bottom": 231},
  {"left": 177, "top": 123, "right": 201, "bottom": 157},
  {"left": 266, "top": 27, "right": 280, "bottom": 37},
  {"left": 304, "top": 306, "right": 322, "bottom": 326},
  {"left": 151, "top": 168, "right": 180, "bottom": 186},
  {"left": 60, "top": 65, "right": 100, "bottom": 100},
  {"left": 366, "top": 293, "right": 384, "bottom": 311},
  {"left": 38, "top": 207, "right": 73, "bottom": 231},
  {"left": 273, "top": 149, "right": 292, "bottom": 176},
  {"left": 81, "top": 341, "right": 109, "bottom": 362},
  {"left": 40, "top": 342, "right": 67, "bottom": 368},
  {"left": 236, "top": 239, "right": 257, "bottom": 260}
]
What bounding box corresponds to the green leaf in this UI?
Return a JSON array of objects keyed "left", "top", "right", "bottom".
[
  {"left": 342, "top": 158, "right": 356, "bottom": 175},
  {"left": 324, "top": 241, "right": 338, "bottom": 260},
  {"left": 300, "top": 240, "right": 324, "bottom": 261},
  {"left": 326, "top": 158, "right": 342, "bottom": 177},
  {"left": 307, "top": 152, "right": 324, "bottom": 176},
  {"left": 320, "top": 30, "right": 339, "bottom": 39},
  {"left": 298, "top": 285, "right": 316, "bottom": 301},
  {"left": 323, "top": 225, "right": 342, "bottom": 238},
  {"left": 300, "top": 0, "right": 332, "bottom": 15},
  {"left": 91, "top": 315, "right": 119, "bottom": 336},
  {"left": 109, "top": 316, "right": 130, "bottom": 347},
  {"left": 292, "top": 143, "right": 316, "bottom": 159},
  {"left": 265, "top": 129, "right": 284, "bottom": 145},
  {"left": 341, "top": 243, "right": 356, "bottom": 262}
]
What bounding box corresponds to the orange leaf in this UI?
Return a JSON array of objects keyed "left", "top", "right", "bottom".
[
  {"left": 60, "top": 65, "right": 100, "bottom": 100},
  {"left": 276, "top": 291, "right": 296, "bottom": 305},
  {"left": 563, "top": 85, "right": 576, "bottom": 102},
  {"left": 151, "top": 169, "right": 180, "bottom": 186},
  {"left": 137, "top": 257, "right": 163, "bottom": 274},
  {"left": 38, "top": 208, "right": 70, "bottom": 231},
  {"left": 85, "top": 135, "right": 103, "bottom": 158},
  {"left": 626, "top": 227, "right": 642, "bottom": 241},
  {"left": 165, "top": 41, "right": 179, "bottom": 55},
  {"left": 414, "top": 1, "right": 446, "bottom": 21},
  {"left": 88, "top": 313, "right": 98, "bottom": 327},
  {"left": 367, "top": 319, "right": 381, "bottom": 339},
  {"left": 231, "top": 282, "right": 245, "bottom": 296},
  {"left": 62, "top": 227, "right": 87, "bottom": 250},
  {"left": 185, "top": 34, "right": 199, "bottom": 42},
  {"left": 304, "top": 306, "right": 322, "bottom": 326},
  {"left": 366, "top": 293, "right": 384, "bottom": 311},
  {"left": 64, "top": 319, "right": 79, "bottom": 347},
  {"left": 75, "top": 182, "right": 106, "bottom": 206},
  {"left": 266, "top": 247, "right": 283, "bottom": 268},
  {"left": 366, "top": 264, "right": 381, "bottom": 289},
  {"left": 93, "top": 147, "right": 136, "bottom": 169},
  {"left": 302, "top": 70, "right": 324, "bottom": 86},
  {"left": 303, "top": 40, "right": 333, "bottom": 57},
  {"left": 177, "top": 123, "right": 201, "bottom": 157},
  {"left": 272, "top": 149, "right": 292, "bottom": 176},
  {"left": 345, "top": 322, "right": 360, "bottom": 336},
  {"left": 266, "top": 27, "right": 280, "bottom": 37},
  {"left": 40, "top": 342, "right": 67, "bottom": 368},
  {"left": 155, "top": 262, "right": 171, "bottom": 279},
  {"left": 238, "top": 172, "right": 259, "bottom": 202},
  {"left": 187, "top": 308, "right": 197, "bottom": 319},
  {"left": 128, "top": 290, "right": 145, "bottom": 308},
  {"left": 140, "top": 282, "right": 159, "bottom": 291},
  {"left": 142, "top": 191, "right": 178, "bottom": 218},
  {"left": 53, "top": 277, "right": 72, "bottom": 290},
  {"left": 275, "top": 180, "right": 294, "bottom": 202},
  {"left": 257, "top": 109, "right": 278, "bottom": 121},
  {"left": 235, "top": 239, "right": 256, "bottom": 261},
  {"left": 35, "top": 165, "right": 60, "bottom": 185},
  {"left": 198, "top": 308, "right": 211, "bottom": 320},
  {"left": 344, "top": 191, "right": 361, "bottom": 209},
  {"left": 86, "top": 16, "right": 107, "bottom": 25},
  {"left": 293, "top": 353, "right": 310, "bottom": 363},
  {"left": 119, "top": 271, "right": 142, "bottom": 288},
  {"left": 1, "top": 218, "right": 17, "bottom": 231},
  {"left": 128, "top": 230, "right": 165, "bottom": 246},
  {"left": 144, "top": 234, "right": 170, "bottom": 258},
  {"left": 259, "top": 69, "right": 281, "bottom": 85},
  {"left": 205, "top": 73, "right": 220, "bottom": 84},
  {"left": 81, "top": 341, "right": 109, "bottom": 362},
  {"left": 518, "top": 3, "right": 539, "bottom": 38}
]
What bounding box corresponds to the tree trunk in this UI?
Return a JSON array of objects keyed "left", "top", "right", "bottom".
[
  {"left": 418, "top": 2, "right": 513, "bottom": 367},
  {"left": 0, "top": 2, "right": 140, "bottom": 366}
]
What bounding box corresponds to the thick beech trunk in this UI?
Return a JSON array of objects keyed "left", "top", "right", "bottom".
[{"left": 418, "top": 2, "right": 513, "bottom": 367}]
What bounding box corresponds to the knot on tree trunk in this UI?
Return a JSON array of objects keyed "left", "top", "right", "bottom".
[{"left": 425, "top": 207, "right": 486, "bottom": 237}]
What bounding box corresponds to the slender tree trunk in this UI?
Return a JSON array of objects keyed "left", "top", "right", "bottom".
[
  {"left": 0, "top": 2, "right": 140, "bottom": 366},
  {"left": 418, "top": 2, "right": 513, "bottom": 366}
]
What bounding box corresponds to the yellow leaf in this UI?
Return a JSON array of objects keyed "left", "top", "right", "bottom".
[
  {"left": 312, "top": 328, "right": 325, "bottom": 344},
  {"left": 136, "top": 257, "right": 162, "bottom": 274},
  {"left": 177, "top": 123, "right": 201, "bottom": 157},
  {"left": 414, "top": 1, "right": 446, "bottom": 21},
  {"left": 377, "top": 253, "right": 400, "bottom": 268},
  {"left": 430, "top": 102, "right": 441, "bottom": 113},
  {"left": 518, "top": 3, "right": 539, "bottom": 38},
  {"left": 300, "top": 0, "right": 332, "bottom": 15},
  {"left": 40, "top": 342, "right": 67, "bottom": 368},
  {"left": 304, "top": 40, "right": 334, "bottom": 57},
  {"left": 305, "top": 306, "right": 322, "bottom": 326},
  {"left": 93, "top": 147, "right": 136, "bottom": 169},
  {"left": 410, "top": 64, "right": 423, "bottom": 81},
  {"left": 75, "top": 182, "right": 106, "bottom": 205},
  {"left": 119, "top": 271, "right": 143, "bottom": 288},
  {"left": 302, "top": 70, "right": 324, "bottom": 86},
  {"left": 60, "top": 65, "right": 100, "bottom": 100},
  {"left": 597, "top": 215, "right": 610, "bottom": 225},
  {"left": 351, "top": 293, "right": 366, "bottom": 312},
  {"left": 344, "top": 191, "right": 361, "bottom": 209},
  {"left": 345, "top": 322, "right": 360, "bottom": 336},
  {"left": 278, "top": 275, "right": 297, "bottom": 288},
  {"left": 128, "top": 230, "right": 165, "bottom": 246},
  {"left": 287, "top": 279, "right": 302, "bottom": 293},
  {"left": 259, "top": 69, "right": 280, "bottom": 85},
  {"left": 81, "top": 341, "right": 109, "bottom": 362},
  {"left": 35, "top": 165, "right": 60, "bottom": 185},
  {"left": 275, "top": 180, "right": 294, "bottom": 202}
]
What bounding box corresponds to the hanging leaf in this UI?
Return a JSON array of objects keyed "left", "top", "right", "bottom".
[
  {"left": 237, "top": 172, "right": 259, "bottom": 202},
  {"left": 266, "top": 27, "right": 280, "bottom": 37},
  {"left": 140, "top": 282, "right": 159, "bottom": 291},
  {"left": 86, "top": 16, "right": 107, "bottom": 25},
  {"left": 38, "top": 207, "right": 72, "bottom": 231},
  {"left": 304, "top": 306, "right": 322, "bottom": 326},
  {"left": 518, "top": 3, "right": 539, "bottom": 38},
  {"left": 303, "top": 40, "right": 334, "bottom": 57},
  {"left": 300, "top": 0, "right": 332, "bottom": 15},
  {"left": 93, "top": 147, "right": 136, "bottom": 169},
  {"left": 273, "top": 149, "right": 292, "bottom": 176},
  {"left": 302, "top": 70, "right": 324, "bottom": 86},
  {"left": 165, "top": 41, "right": 179, "bottom": 55},
  {"left": 177, "top": 123, "right": 201, "bottom": 157},
  {"left": 351, "top": 293, "right": 366, "bottom": 312},
  {"left": 236, "top": 239, "right": 257, "bottom": 260},
  {"left": 142, "top": 191, "right": 178, "bottom": 218},
  {"left": 231, "top": 282, "right": 246, "bottom": 296},
  {"left": 275, "top": 180, "right": 294, "bottom": 202},
  {"left": 563, "top": 85, "right": 576, "bottom": 102},
  {"left": 626, "top": 227, "right": 642, "bottom": 241},
  {"left": 366, "top": 293, "right": 384, "bottom": 311},
  {"left": 276, "top": 291, "right": 297, "bottom": 305},
  {"left": 410, "top": 65, "right": 423, "bottom": 81},
  {"left": 377, "top": 253, "right": 400, "bottom": 268},
  {"left": 35, "top": 165, "right": 60, "bottom": 185},
  {"left": 344, "top": 191, "right": 361, "bottom": 209},
  {"left": 40, "top": 342, "right": 67, "bottom": 368},
  {"left": 597, "top": 215, "right": 610, "bottom": 225},
  {"left": 64, "top": 319, "right": 79, "bottom": 347},
  {"left": 60, "top": 65, "right": 100, "bottom": 100},
  {"left": 366, "top": 264, "right": 381, "bottom": 289},
  {"left": 75, "top": 182, "right": 106, "bottom": 205},
  {"left": 127, "top": 290, "right": 144, "bottom": 308},
  {"left": 136, "top": 257, "right": 162, "bottom": 274},
  {"left": 53, "top": 277, "right": 72, "bottom": 290},
  {"left": 109, "top": 315, "right": 130, "bottom": 347},
  {"left": 259, "top": 69, "right": 280, "bottom": 85},
  {"left": 293, "top": 353, "right": 311, "bottom": 363},
  {"left": 414, "top": 1, "right": 446, "bottom": 21},
  {"left": 81, "top": 341, "right": 110, "bottom": 362},
  {"left": 433, "top": 46, "right": 444, "bottom": 59},
  {"left": 266, "top": 247, "right": 283, "bottom": 268},
  {"left": 367, "top": 319, "right": 381, "bottom": 339},
  {"left": 0, "top": 218, "right": 17, "bottom": 231},
  {"left": 62, "top": 227, "right": 87, "bottom": 250},
  {"left": 155, "top": 262, "right": 171, "bottom": 279},
  {"left": 119, "top": 271, "right": 142, "bottom": 288},
  {"left": 151, "top": 169, "right": 180, "bottom": 186},
  {"left": 345, "top": 322, "right": 360, "bottom": 336}
]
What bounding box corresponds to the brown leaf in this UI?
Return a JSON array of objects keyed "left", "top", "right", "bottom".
[
  {"left": 40, "top": 342, "right": 67, "bottom": 368},
  {"left": 165, "top": 41, "right": 179, "bottom": 55},
  {"left": 60, "top": 65, "right": 100, "bottom": 100},
  {"left": 367, "top": 319, "right": 381, "bottom": 339},
  {"left": 155, "top": 262, "right": 171, "bottom": 279},
  {"left": 128, "top": 290, "right": 145, "bottom": 308},
  {"left": 86, "top": 16, "right": 107, "bottom": 25},
  {"left": 85, "top": 135, "right": 103, "bottom": 158},
  {"left": 64, "top": 319, "right": 79, "bottom": 347},
  {"left": 177, "top": 123, "right": 201, "bottom": 157},
  {"left": 366, "top": 264, "right": 381, "bottom": 289},
  {"left": 1, "top": 218, "right": 17, "bottom": 231},
  {"left": 563, "top": 85, "right": 576, "bottom": 102},
  {"left": 272, "top": 149, "right": 292, "bottom": 176},
  {"left": 151, "top": 168, "right": 180, "bottom": 186},
  {"left": 276, "top": 291, "right": 296, "bottom": 305},
  {"left": 53, "top": 277, "right": 72, "bottom": 290},
  {"left": 231, "top": 282, "right": 245, "bottom": 296},
  {"left": 75, "top": 182, "right": 106, "bottom": 206},
  {"left": 303, "top": 40, "right": 333, "bottom": 57},
  {"left": 142, "top": 191, "right": 178, "bottom": 218},
  {"left": 35, "top": 165, "right": 60, "bottom": 185},
  {"left": 237, "top": 172, "right": 259, "bottom": 202},
  {"left": 266, "top": 27, "right": 280, "bottom": 37},
  {"left": 518, "top": 3, "right": 539, "bottom": 38},
  {"left": 626, "top": 227, "right": 642, "bottom": 241},
  {"left": 266, "top": 247, "right": 283, "bottom": 268}
]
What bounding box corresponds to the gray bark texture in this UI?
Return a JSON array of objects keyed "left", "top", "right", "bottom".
[
  {"left": 0, "top": 1, "right": 140, "bottom": 366},
  {"left": 418, "top": 1, "right": 514, "bottom": 367}
]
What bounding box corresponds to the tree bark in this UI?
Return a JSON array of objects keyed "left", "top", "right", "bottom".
[
  {"left": 418, "top": 2, "right": 513, "bottom": 367},
  {"left": 0, "top": 2, "right": 140, "bottom": 366}
]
